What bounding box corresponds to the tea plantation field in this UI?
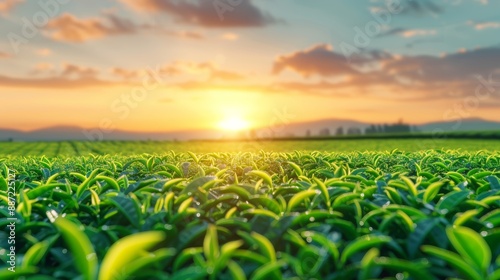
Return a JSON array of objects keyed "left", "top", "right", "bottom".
[
  {"left": 0, "top": 138, "right": 499, "bottom": 156},
  {"left": 1, "top": 142, "right": 500, "bottom": 279}
]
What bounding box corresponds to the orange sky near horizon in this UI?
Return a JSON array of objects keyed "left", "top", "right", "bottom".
[{"left": 3, "top": 83, "right": 498, "bottom": 133}]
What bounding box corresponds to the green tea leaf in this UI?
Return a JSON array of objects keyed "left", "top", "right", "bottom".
[
  {"left": 446, "top": 226, "right": 491, "bottom": 273},
  {"left": 341, "top": 235, "right": 391, "bottom": 265},
  {"left": 435, "top": 191, "right": 470, "bottom": 215},
  {"left": 287, "top": 189, "right": 318, "bottom": 212},
  {"left": 203, "top": 224, "right": 219, "bottom": 264},
  {"left": 99, "top": 231, "right": 166, "bottom": 280},
  {"left": 49, "top": 212, "right": 97, "bottom": 280},
  {"left": 423, "top": 181, "right": 446, "bottom": 203},
  {"left": 250, "top": 232, "right": 276, "bottom": 262},
  {"left": 422, "top": 245, "right": 482, "bottom": 280},
  {"left": 250, "top": 260, "right": 285, "bottom": 280}
]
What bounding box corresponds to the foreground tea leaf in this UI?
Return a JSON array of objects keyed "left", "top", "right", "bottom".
[
  {"left": 0, "top": 267, "right": 38, "bottom": 279},
  {"left": 374, "top": 257, "right": 432, "bottom": 280},
  {"left": 287, "top": 189, "right": 317, "bottom": 212},
  {"left": 359, "top": 248, "right": 379, "bottom": 280},
  {"left": 203, "top": 224, "right": 219, "bottom": 264},
  {"left": 287, "top": 161, "right": 303, "bottom": 177},
  {"left": 453, "top": 209, "right": 480, "bottom": 226},
  {"left": 435, "top": 191, "right": 470, "bottom": 214},
  {"left": 120, "top": 248, "right": 176, "bottom": 277},
  {"left": 99, "top": 231, "right": 166, "bottom": 280},
  {"left": 446, "top": 226, "right": 491, "bottom": 273},
  {"left": 22, "top": 241, "right": 50, "bottom": 267},
  {"left": 423, "top": 181, "right": 446, "bottom": 203},
  {"left": 407, "top": 218, "right": 439, "bottom": 258},
  {"left": 48, "top": 211, "right": 97, "bottom": 280},
  {"left": 422, "top": 245, "right": 482, "bottom": 280},
  {"left": 341, "top": 235, "right": 391, "bottom": 265},
  {"left": 108, "top": 194, "right": 141, "bottom": 228},
  {"left": 250, "top": 231, "right": 276, "bottom": 262},
  {"left": 250, "top": 260, "right": 286, "bottom": 280},
  {"left": 248, "top": 171, "right": 273, "bottom": 190}
]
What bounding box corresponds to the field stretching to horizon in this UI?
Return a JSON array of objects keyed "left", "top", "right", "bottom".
[
  {"left": 0, "top": 138, "right": 499, "bottom": 156},
  {"left": 1, "top": 140, "right": 499, "bottom": 279}
]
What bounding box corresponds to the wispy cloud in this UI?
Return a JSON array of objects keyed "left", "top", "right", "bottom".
[
  {"left": 0, "top": 51, "right": 11, "bottom": 58},
  {"left": 31, "top": 63, "right": 55, "bottom": 74},
  {"left": 109, "top": 67, "right": 143, "bottom": 80},
  {"left": 165, "top": 30, "right": 204, "bottom": 39},
  {"left": 61, "top": 64, "right": 100, "bottom": 78},
  {"left": 155, "top": 61, "right": 245, "bottom": 81},
  {"left": 380, "top": 28, "right": 437, "bottom": 38},
  {"left": 119, "top": 0, "right": 278, "bottom": 28},
  {"left": 221, "top": 32, "right": 239, "bottom": 41},
  {"left": 0, "top": 0, "right": 22, "bottom": 15},
  {"left": 1, "top": 60, "right": 244, "bottom": 89},
  {"left": 44, "top": 12, "right": 205, "bottom": 42},
  {"left": 473, "top": 21, "right": 500, "bottom": 30},
  {"left": 400, "top": 29, "right": 437, "bottom": 37},
  {"left": 370, "top": 0, "right": 444, "bottom": 16},
  {"left": 45, "top": 13, "right": 140, "bottom": 42},
  {"left": 1, "top": 62, "right": 108, "bottom": 89},
  {"left": 0, "top": 75, "right": 113, "bottom": 89},
  {"left": 35, "top": 48, "right": 52, "bottom": 56}
]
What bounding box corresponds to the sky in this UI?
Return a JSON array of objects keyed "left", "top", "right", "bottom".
[{"left": 1, "top": 0, "right": 500, "bottom": 133}]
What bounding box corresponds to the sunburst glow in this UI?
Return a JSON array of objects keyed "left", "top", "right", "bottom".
[{"left": 219, "top": 117, "right": 249, "bottom": 131}]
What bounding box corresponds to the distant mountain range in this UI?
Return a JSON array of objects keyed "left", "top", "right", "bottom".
[{"left": 1, "top": 118, "right": 499, "bottom": 141}]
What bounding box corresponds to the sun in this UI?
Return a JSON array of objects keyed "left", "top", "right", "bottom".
[{"left": 219, "top": 116, "right": 250, "bottom": 131}]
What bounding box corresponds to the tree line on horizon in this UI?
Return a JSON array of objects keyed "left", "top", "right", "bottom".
[{"left": 312, "top": 120, "right": 412, "bottom": 137}]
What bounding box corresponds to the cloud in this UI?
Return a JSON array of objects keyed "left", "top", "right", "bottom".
[
  {"left": 272, "top": 44, "right": 358, "bottom": 77},
  {"left": 0, "top": 60, "right": 245, "bottom": 90},
  {"left": 272, "top": 44, "right": 500, "bottom": 99},
  {"left": 400, "top": 29, "right": 436, "bottom": 38},
  {"left": 157, "top": 61, "right": 245, "bottom": 81},
  {"left": 165, "top": 30, "right": 204, "bottom": 39},
  {"left": 221, "top": 32, "right": 239, "bottom": 40},
  {"left": 398, "top": 0, "right": 444, "bottom": 15},
  {"left": 478, "top": 102, "right": 500, "bottom": 109},
  {"left": 27, "top": 62, "right": 99, "bottom": 78},
  {"left": 35, "top": 48, "right": 52, "bottom": 56},
  {"left": 381, "top": 48, "right": 499, "bottom": 82},
  {"left": 45, "top": 13, "right": 139, "bottom": 42},
  {"left": 379, "top": 28, "right": 437, "bottom": 38},
  {"left": 473, "top": 21, "right": 500, "bottom": 30},
  {"left": 377, "top": 27, "right": 407, "bottom": 37},
  {"left": 3, "top": 63, "right": 106, "bottom": 88},
  {"left": 61, "top": 64, "right": 99, "bottom": 78},
  {"left": 119, "top": 0, "right": 277, "bottom": 27},
  {"left": 109, "top": 67, "right": 144, "bottom": 80},
  {"left": 0, "top": 75, "right": 114, "bottom": 89},
  {"left": 405, "top": 37, "right": 441, "bottom": 49},
  {"left": 31, "top": 63, "right": 55, "bottom": 74},
  {"left": 0, "top": 51, "right": 11, "bottom": 59},
  {"left": 0, "top": 0, "right": 22, "bottom": 14},
  {"left": 44, "top": 13, "right": 204, "bottom": 42},
  {"left": 196, "top": 62, "right": 244, "bottom": 81},
  {"left": 370, "top": 0, "right": 443, "bottom": 17}
]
